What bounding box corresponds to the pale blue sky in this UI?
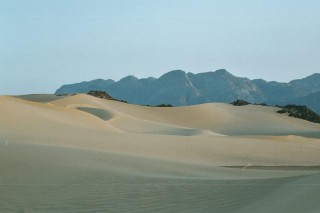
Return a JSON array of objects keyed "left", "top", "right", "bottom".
[{"left": 1, "top": 0, "right": 320, "bottom": 94}]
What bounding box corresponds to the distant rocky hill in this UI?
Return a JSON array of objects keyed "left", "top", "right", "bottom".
[
  {"left": 289, "top": 91, "right": 320, "bottom": 115},
  {"left": 55, "top": 69, "right": 320, "bottom": 114}
]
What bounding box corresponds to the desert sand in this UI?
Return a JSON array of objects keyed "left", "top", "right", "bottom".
[{"left": 0, "top": 94, "right": 320, "bottom": 212}]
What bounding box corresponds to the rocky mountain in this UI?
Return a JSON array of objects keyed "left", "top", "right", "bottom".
[
  {"left": 290, "top": 91, "right": 320, "bottom": 115},
  {"left": 55, "top": 69, "right": 320, "bottom": 114},
  {"left": 57, "top": 79, "right": 115, "bottom": 94}
]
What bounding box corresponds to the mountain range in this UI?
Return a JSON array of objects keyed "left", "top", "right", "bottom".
[{"left": 55, "top": 69, "right": 320, "bottom": 114}]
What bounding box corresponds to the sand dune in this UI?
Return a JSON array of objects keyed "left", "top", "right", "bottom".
[
  {"left": 1, "top": 94, "right": 320, "bottom": 212},
  {"left": 51, "top": 94, "right": 320, "bottom": 137}
]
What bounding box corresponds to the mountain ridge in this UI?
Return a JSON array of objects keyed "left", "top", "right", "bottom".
[{"left": 55, "top": 69, "right": 320, "bottom": 114}]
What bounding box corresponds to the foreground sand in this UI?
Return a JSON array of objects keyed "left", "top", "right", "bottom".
[{"left": 0, "top": 94, "right": 320, "bottom": 212}]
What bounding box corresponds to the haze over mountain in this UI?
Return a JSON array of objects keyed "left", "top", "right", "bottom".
[{"left": 55, "top": 69, "right": 320, "bottom": 114}]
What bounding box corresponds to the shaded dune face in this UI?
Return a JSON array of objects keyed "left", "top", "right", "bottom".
[
  {"left": 1, "top": 94, "right": 320, "bottom": 212},
  {"left": 77, "top": 107, "right": 114, "bottom": 121},
  {"left": 15, "top": 94, "right": 66, "bottom": 102},
  {"left": 76, "top": 106, "right": 220, "bottom": 136}
]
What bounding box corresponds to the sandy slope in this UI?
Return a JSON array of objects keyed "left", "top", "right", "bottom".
[{"left": 1, "top": 94, "right": 320, "bottom": 212}]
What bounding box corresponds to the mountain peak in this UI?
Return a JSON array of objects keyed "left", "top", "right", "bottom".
[
  {"left": 306, "top": 73, "right": 320, "bottom": 79},
  {"left": 159, "top": 70, "right": 187, "bottom": 79},
  {"left": 163, "top": 69, "right": 186, "bottom": 75},
  {"left": 119, "top": 75, "right": 138, "bottom": 82},
  {"left": 214, "top": 69, "right": 232, "bottom": 76}
]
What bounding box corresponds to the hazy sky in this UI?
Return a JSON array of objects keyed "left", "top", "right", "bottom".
[{"left": 1, "top": 0, "right": 320, "bottom": 94}]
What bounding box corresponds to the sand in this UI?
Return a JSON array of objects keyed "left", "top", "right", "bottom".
[{"left": 0, "top": 94, "right": 320, "bottom": 212}]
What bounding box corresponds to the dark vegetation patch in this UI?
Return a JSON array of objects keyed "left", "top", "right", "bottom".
[
  {"left": 231, "top": 99, "right": 250, "bottom": 106},
  {"left": 56, "top": 94, "right": 76, "bottom": 96},
  {"left": 231, "top": 99, "right": 320, "bottom": 124},
  {"left": 277, "top": 104, "right": 320, "bottom": 123},
  {"left": 88, "top": 90, "right": 127, "bottom": 103},
  {"left": 154, "top": 104, "right": 174, "bottom": 107},
  {"left": 143, "top": 104, "right": 174, "bottom": 107}
]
